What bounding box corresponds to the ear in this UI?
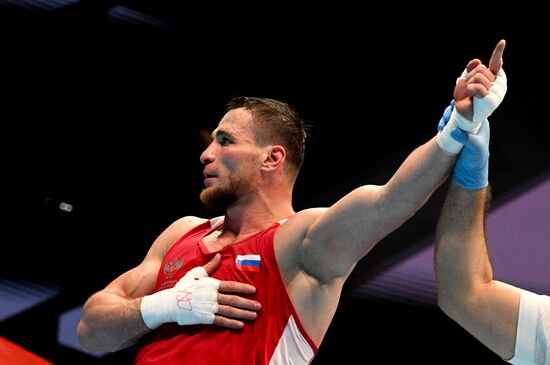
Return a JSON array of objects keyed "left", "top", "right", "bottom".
[{"left": 261, "top": 145, "right": 286, "bottom": 172}]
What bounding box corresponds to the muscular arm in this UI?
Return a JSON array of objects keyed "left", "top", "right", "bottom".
[
  {"left": 77, "top": 216, "right": 262, "bottom": 352},
  {"left": 297, "top": 40, "right": 506, "bottom": 283},
  {"left": 76, "top": 217, "right": 199, "bottom": 352},
  {"left": 275, "top": 140, "right": 453, "bottom": 346},
  {"left": 77, "top": 264, "right": 157, "bottom": 352},
  {"left": 277, "top": 40, "right": 509, "bottom": 347},
  {"left": 435, "top": 182, "right": 520, "bottom": 360},
  {"left": 301, "top": 137, "right": 454, "bottom": 282}
]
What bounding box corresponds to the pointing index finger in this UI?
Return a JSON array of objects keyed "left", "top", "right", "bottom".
[{"left": 489, "top": 39, "right": 506, "bottom": 75}]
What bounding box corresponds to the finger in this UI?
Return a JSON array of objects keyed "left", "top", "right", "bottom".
[
  {"left": 468, "top": 72, "right": 494, "bottom": 90},
  {"left": 203, "top": 253, "right": 221, "bottom": 275},
  {"left": 213, "top": 316, "right": 245, "bottom": 330},
  {"left": 217, "top": 293, "right": 261, "bottom": 311},
  {"left": 466, "top": 64, "right": 496, "bottom": 83},
  {"left": 489, "top": 39, "right": 506, "bottom": 74},
  {"left": 216, "top": 304, "right": 259, "bottom": 320},
  {"left": 218, "top": 280, "right": 257, "bottom": 294},
  {"left": 453, "top": 78, "right": 469, "bottom": 101},
  {"left": 466, "top": 83, "right": 490, "bottom": 98},
  {"left": 437, "top": 103, "right": 454, "bottom": 132},
  {"left": 454, "top": 98, "right": 473, "bottom": 121},
  {"left": 466, "top": 59, "right": 482, "bottom": 73}
]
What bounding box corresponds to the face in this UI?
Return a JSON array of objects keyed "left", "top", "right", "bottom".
[{"left": 199, "top": 108, "right": 265, "bottom": 211}]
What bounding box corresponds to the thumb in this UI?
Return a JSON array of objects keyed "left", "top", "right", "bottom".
[
  {"left": 450, "top": 126, "right": 469, "bottom": 145},
  {"left": 203, "top": 253, "right": 221, "bottom": 275},
  {"left": 438, "top": 101, "right": 455, "bottom": 132}
]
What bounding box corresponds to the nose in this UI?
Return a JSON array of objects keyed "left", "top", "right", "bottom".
[{"left": 200, "top": 142, "right": 215, "bottom": 165}]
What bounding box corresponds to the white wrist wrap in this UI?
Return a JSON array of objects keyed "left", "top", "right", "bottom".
[
  {"left": 436, "top": 114, "right": 463, "bottom": 155},
  {"left": 140, "top": 266, "right": 220, "bottom": 329}
]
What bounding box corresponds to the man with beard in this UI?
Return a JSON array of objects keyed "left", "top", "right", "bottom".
[{"left": 77, "top": 40, "right": 507, "bottom": 364}]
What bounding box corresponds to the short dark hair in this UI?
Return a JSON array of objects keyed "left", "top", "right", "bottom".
[{"left": 226, "top": 96, "right": 307, "bottom": 178}]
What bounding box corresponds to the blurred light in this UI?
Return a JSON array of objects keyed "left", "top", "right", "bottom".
[
  {"left": 199, "top": 128, "right": 214, "bottom": 147},
  {"left": 0, "top": 0, "right": 80, "bottom": 11},
  {"left": 0, "top": 279, "right": 60, "bottom": 321},
  {"left": 108, "top": 5, "right": 170, "bottom": 28},
  {"left": 58, "top": 201, "right": 73, "bottom": 213}
]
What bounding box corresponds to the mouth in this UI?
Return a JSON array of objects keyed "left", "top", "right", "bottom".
[{"left": 203, "top": 172, "right": 217, "bottom": 186}]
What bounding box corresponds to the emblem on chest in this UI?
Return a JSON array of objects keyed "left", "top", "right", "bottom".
[{"left": 164, "top": 257, "right": 184, "bottom": 279}]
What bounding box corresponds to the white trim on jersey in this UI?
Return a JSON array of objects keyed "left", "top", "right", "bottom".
[
  {"left": 209, "top": 216, "right": 224, "bottom": 228},
  {"left": 269, "top": 314, "right": 315, "bottom": 365}
]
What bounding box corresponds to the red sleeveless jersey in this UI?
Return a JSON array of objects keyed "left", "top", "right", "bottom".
[{"left": 134, "top": 217, "right": 317, "bottom": 365}]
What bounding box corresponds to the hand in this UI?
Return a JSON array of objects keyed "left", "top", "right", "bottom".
[
  {"left": 451, "top": 119, "right": 490, "bottom": 189},
  {"left": 203, "top": 253, "right": 261, "bottom": 329},
  {"left": 452, "top": 39, "right": 507, "bottom": 133},
  {"left": 140, "top": 254, "right": 261, "bottom": 330},
  {"left": 436, "top": 99, "right": 463, "bottom": 154},
  {"left": 437, "top": 100, "right": 454, "bottom": 132}
]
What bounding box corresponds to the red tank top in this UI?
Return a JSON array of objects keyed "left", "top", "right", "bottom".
[{"left": 134, "top": 217, "right": 317, "bottom": 365}]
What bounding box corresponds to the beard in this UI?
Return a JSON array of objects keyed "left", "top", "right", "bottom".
[
  {"left": 200, "top": 169, "right": 249, "bottom": 211},
  {"left": 200, "top": 183, "right": 239, "bottom": 212},
  {"left": 200, "top": 159, "right": 257, "bottom": 211}
]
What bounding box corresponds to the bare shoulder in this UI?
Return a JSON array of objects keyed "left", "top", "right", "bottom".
[
  {"left": 105, "top": 216, "right": 209, "bottom": 296},
  {"left": 147, "top": 215, "right": 208, "bottom": 259},
  {"left": 281, "top": 208, "right": 327, "bottom": 235},
  {"left": 274, "top": 208, "right": 327, "bottom": 269},
  {"left": 163, "top": 215, "right": 208, "bottom": 242},
  {"left": 171, "top": 216, "right": 208, "bottom": 231}
]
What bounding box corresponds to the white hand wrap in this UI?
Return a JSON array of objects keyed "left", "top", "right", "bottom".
[
  {"left": 453, "top": 68, "right": 507, "bottom": 134},
  {"left": 140, "top": 266, "right": 220, "bottom": 329},
  {"left": 436, "top": 118, "right": 464, "bottom": 155},
  {"left": 436, "top": 67, "right": 506, "bottom": 154},
  {"left": 473, "top": 68, "right": 507, "bottom": 124}
]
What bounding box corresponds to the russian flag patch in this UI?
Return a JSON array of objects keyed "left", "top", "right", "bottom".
[{"left": 235, "top": 254, "right": 261, "bottom": 272}]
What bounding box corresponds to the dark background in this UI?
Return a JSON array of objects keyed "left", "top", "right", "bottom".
[{"left": 1, "top": 2, "right": 549, "bottom": 363}]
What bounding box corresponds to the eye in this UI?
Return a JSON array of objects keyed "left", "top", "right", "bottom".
[{"left": 218, "top": 135, "right": 232, "bottom": 145}]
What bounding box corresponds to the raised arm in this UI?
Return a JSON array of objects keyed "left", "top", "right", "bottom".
[
  {"left": 300, "top": 136, "right": 455, "bottom": 281},
  {"left": 77, "top": 217, "right": 261, "bottom": 353},
  {"left": 433, "top": 39, "right": 524, "bottom": 360},
  {"left": 298, "top": 40, "right": 507, "bottom": 283},
  {"left": 435, "top": 182, "right": 520, "bottom": 360}
]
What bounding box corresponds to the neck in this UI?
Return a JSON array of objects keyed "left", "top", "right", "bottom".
[{"left": 222, "top": 189, "right": 294, "bottom": 239}]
